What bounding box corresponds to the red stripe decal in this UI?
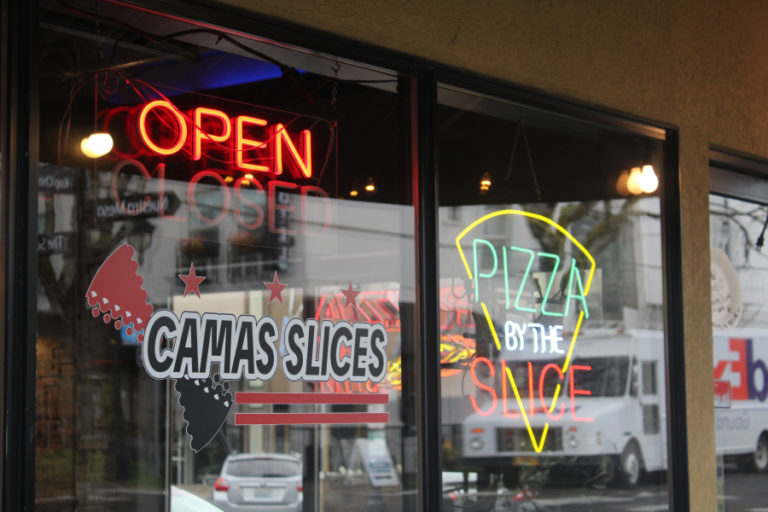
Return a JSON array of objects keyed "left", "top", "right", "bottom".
[
  {"left": 235, "top": 412, "right": 389, "bottom": 425},
  {"left": 236, "top": 392, "right": 389, "bottom": 405}
]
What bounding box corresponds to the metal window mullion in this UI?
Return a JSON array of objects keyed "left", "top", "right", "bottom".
[
  {"left": 2, "top": 1, "right": 38, "bottom": 511},
  {"left": 413, "top": 70, "right": 442, "bottom": 512},
  {"left": 660, "top": 129, "right": 690, "bottom": 511}
]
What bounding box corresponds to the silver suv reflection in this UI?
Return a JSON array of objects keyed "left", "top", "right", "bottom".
[{"left": 211, "top": 453, "right": 303, "bottom": 512}]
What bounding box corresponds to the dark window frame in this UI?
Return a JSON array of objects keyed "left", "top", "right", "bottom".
[{"left": 1, "top": 1, "right": 688, "bottom": 510}]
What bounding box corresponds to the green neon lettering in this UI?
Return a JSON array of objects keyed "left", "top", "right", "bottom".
[
  {"left": 503, "top": 246, "right": 510, "bottom": 309},
  {"left": 509, "top": 246, "right": 536, "bottom": 314},
  {"left": 539, "top": 252, "right": 563, "bottom": 317},
  {"left": 564, "top": 258, "right": 589, "bottom": 318},
  {"left": 472, "top": 238, "right": 497, "bottom": 303}
]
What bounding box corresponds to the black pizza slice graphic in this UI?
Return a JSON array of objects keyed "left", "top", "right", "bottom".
[{"left": 174, "top": 374, "right": 233, "bottom": 452}]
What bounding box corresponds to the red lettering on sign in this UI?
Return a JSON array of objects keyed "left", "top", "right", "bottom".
[
  {"left": 569, "top": 364, "right": 594, "bottom": 422},
  {"left": 131, "top": 100, "right": 313, "bottom": 178},
  {"left": 108, "top": 159, "right": 330, "bottom": 233},
  {"left": 138, "top": 100, "right": 187, "bottom": 156},
  {"left": 468, "top": 359, "right": 594, "bottom": 423},
  {"left": 235, "top": 115, "right": 269, "bottom": 173},
  {"left": 729, "top": 338, "right": 749, "bottom": 400},
  {"left": 274, "top": 123, "right": 312, "bottom": 178},
  {"left": 470, "top": 357, "right": 497, "bottom": 417},
  {"left": 188, "top": 171, "right": 230, "bottom": 224},
  {"left": 234, "top": 177, "right": 265, "bottom": 230},
  {"left": 193, "top": 107, "right": 232, "bottom": 161},
  {"left": 501, "top": 361, "right": 520, "bottom": 418}
]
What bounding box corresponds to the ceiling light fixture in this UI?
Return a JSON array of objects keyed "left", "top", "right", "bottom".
[
  {"left": 480, "top": 172, "right": 492, "bottom": 193},
  {"left": 81, "top": 73, "right": 113, "bottom": 158},
  {"left": 626, "top": 167, "right": 644, "bottom": 195},
  {"left": 80, "top": 132, "right": 113, "bottom": 158},
  {"left": 617, "top": 164, "right": 659, "bottom": 195},
  {"left": 638, "top": 164, "right": 659, "bottom": 193}
]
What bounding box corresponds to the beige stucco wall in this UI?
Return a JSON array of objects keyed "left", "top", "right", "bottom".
[{"left": 219, "top": 1, "right": 768, "bottom": 509}]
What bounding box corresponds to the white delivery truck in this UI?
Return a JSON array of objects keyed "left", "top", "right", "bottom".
[
  {"left": 713, "top": 328, "right": 768, "bottom": 472},
  {"left": 460, "top": 328, "right": 768, "bottom": 487}
]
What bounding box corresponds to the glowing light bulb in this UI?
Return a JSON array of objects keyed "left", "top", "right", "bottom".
[
  {"left": 626, "top": 167, "right": 643, "bottom": 195},
  {"left": 244, "top": 173, "right": 255, "bottom": 180},
  {"left": 350, "top": 189, "right": 359, "bottom": 197},
  {"left": 639, "top": 164, "right": 659, "bottom": 193},
  {"left": 616, "top": 170, "right": 630, "bottom": 195},
  {"left": 80, "top": 132, "right": 114, "bottom": 158},
  {"left": 480, "top": 172, "right": 492, "bottom": 193},
  {"left": 365, "top": 177, "right": 376, "bottom": 192}
]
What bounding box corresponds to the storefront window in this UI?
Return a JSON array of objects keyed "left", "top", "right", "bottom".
[
  {"left": 36, "top": 1, "right": 417, "bottom": 510},
  {"left": 709, "top": 166, "right": 768, "bottom": 510},
  {"left": 437, "top": 85, "right": 669, "bottom": 510}
]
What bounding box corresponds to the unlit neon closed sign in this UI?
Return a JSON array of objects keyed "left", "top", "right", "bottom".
[{"left": 105, "top": 99, "right": 331, "bottom": 233}]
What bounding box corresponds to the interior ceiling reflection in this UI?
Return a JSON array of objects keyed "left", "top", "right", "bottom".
[{"left": 39, "top": 0, "right": 409, "bottom": 204}]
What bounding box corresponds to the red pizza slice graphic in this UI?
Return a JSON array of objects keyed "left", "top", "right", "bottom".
[
  {"left": 86, "top": 242, "right": 233, "bottom": 452},
  {"left": 86, "top": 243, "right": 154, "bottom": 341}
]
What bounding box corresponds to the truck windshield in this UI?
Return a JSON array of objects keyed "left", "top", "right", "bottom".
[
  {"left": 570, "top": 356, "right": 630, "bottom": 397},
  {"left": 500, "top": 356, "right": 629, "bottom": 398}
]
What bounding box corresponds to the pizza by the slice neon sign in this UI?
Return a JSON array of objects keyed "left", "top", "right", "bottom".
[
  {"left": 135, "top": 99, "right": 313, "bottom": 178},
  {"left": 456, "top": 210, "right": 596, "bottom": 453}
]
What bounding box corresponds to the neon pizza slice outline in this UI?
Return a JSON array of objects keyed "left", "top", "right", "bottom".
[{"left": 455, "top": 209, "right": 596, "bottom": 453}]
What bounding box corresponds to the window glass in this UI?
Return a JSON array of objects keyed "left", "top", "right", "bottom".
[
  {"left": 709, "top": 191, "right": 768, "bottom": 510},
  {"left": 642, "top": 361, "right": 657, "bottom": 395},
  {"left": 35, "top": 1, "right": 417, "bottom": 511},
  {"left": 437, "top": 85, "right": 669, "bottom": 509}
]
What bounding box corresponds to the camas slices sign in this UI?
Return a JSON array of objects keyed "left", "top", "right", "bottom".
[
  {"left": 87, "top": 242, "right": 391, "bottom": 454},
  {"left": 142, "top": 311, "right": 389, "bottom": 384}
]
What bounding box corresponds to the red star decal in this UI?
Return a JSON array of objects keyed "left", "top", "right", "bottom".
[
  {"left": 264, "top": 271, "right": 288, "bottom": 304},
  {"left": 178, "top": 263, "right": 206, "bottom": 298},
  {"left": 341, "top": 280, "right": 361, "bottom": 309}
]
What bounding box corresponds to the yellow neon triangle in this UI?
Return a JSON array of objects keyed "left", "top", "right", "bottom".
[
  {"left": 456, "top": 210, "right": 595, "bottom": 455},
  {"left": 493, "top": 310, "right": 585, "bottom": 453}
]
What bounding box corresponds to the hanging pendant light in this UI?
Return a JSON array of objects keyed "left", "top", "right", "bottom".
[
  {"left": 638, "top": 164, "right": 659, "bottom": 193},
  {"left": 81, "top": 73, "right": 113, "bottom": 159}
]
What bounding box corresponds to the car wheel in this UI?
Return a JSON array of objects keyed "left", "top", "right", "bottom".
[
  {"left": 617, "top": 441, "right": 643, "bottom": 488},
  {"left": 748, "top": 433, "right": 768, "bottom": 473}
]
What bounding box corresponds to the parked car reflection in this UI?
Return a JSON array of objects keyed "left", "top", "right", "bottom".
[{"left": 211, "top": 453, "right": 303, "bottom": 512}]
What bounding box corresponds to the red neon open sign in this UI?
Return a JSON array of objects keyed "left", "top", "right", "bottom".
[
  {"left": 100, "top": 98, "right": 334, "bottom": 234},
  {"left": 135, "top": 100, "right": 313, "bottom": 178}
]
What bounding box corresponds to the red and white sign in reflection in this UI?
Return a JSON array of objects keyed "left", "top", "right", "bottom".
[{"left": 235, "top": 392, "right": 388, "bottom": 425}]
